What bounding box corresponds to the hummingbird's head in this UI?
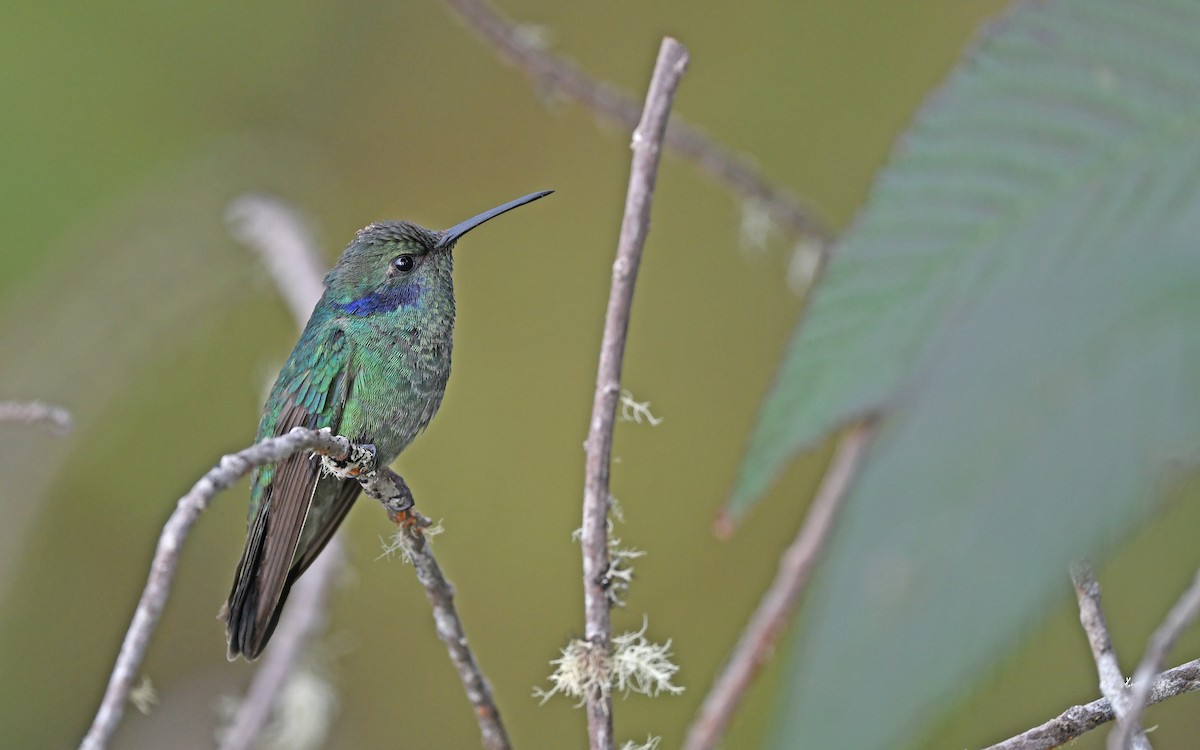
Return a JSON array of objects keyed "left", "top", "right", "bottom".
[
  {"left": 324, "top": 222, "right": 448, "bottom": 317},
  {"left": 324, "top": 190, "right": 553, "bottom": 317}
]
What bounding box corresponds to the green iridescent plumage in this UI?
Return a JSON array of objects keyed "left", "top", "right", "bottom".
[{"left": 225, "top": 191, "right": 551, "bottom": 659}]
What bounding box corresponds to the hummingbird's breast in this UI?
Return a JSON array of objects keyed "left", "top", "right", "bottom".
[{"left": 346, "top": 304, "right": 455, "bottom": 462}]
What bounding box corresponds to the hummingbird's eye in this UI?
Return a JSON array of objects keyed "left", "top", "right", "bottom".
[{"left": 392, "top": 254, "right": 416, "bottom": 274}]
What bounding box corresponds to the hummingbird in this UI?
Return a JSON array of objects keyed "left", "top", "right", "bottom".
[{"left": 225, "top": 190, "right": 553, "bottom": 660}]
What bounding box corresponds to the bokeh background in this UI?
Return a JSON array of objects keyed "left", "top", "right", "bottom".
[{"left": 5, "top": 1, "right": 1200, "bottom": 748}]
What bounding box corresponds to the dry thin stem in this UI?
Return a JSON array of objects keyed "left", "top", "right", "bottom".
[
  {"left": 441, "top": 0, "right": 830, "bottom": 249},
  {"left": 984, "top": 652, "right": 1200, "bottom": 748},
  {"left": 681, "top": 419, "right": 876, "bottom": 750},
  {"left": 222, "top": 193, "right": 345, "bottom": 750},
  {"left": 0, "top": 400, "right": 73, "bottom": 434},
  {"left": 1111, "top": 565, "right": 1200, "bottom": 750},
  {"left": 581, "top": 37, "right": 688, "bottom": 750},
  {"left": 1069, "top": 563, "right": 1152, "bottom": 750},
  {"left": 985, "top": 658, "right": 1200, "bottom": 750},
  {"left": 391, "top": 515, "right": 512, "bottom": 750},
  {"left": 80, "top": 428, "right": 359, "bottom": 750}
]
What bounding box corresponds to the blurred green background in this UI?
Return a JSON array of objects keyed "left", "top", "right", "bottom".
[{"left": 6, "top": 1, "right": 1199, "bottom": 748}]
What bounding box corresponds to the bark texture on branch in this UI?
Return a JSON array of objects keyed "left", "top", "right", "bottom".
[{"left": 580, "top": 37, "right": 688, "bottom": 750}]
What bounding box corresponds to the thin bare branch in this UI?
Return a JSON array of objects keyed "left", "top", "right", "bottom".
[
  {"left": 985, "top": 658, "right": 1200, "bottom": 750},
  {"left": 80, "top": 428, "right": 360, "bottom": 750},
  {"left": 580, "top": 37, "right": 688, "bottom": 750},
  {"left": 1111, "top": 566, "right": 1200, "bottom": 750},
  {"left": 0, "top": 400, "right": 73, "bottom": 434},
  {"left": 441, "top": 0, "right": 830, "bottom": 249},
  {"left": 1069, "top": 563, "right": 1151, "bottom": 750},
  {"left": 682, "top": 419, "right": 876, "bottom": 750},
  {"left": 391, "top": 512, "right": 512, "bottom": 750}
]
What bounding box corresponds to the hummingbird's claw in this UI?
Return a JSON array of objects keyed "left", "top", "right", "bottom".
[{"left": 321, "top": 442, "right": 378, "bottom": 479}]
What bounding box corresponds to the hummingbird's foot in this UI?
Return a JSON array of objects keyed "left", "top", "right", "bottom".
[{"left": 321, "top": 443, "right": 378, "bottom": 480}]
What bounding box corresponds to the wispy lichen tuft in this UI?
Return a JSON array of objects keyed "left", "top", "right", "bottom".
[
  {"left": 129, "top": 676, "right": 157, "bottom": 715},
  {"left": 619, "top": 390, "right": 663, "bottom": 426},
  {"left": 619, "top": 736, "right": 662, "bottom": 750},
  {"left": 611, "top": 619, "right": 684, "bottom": 698},
  {"left": 739, "top": 198, "right": 777, "bottom": 256},
  {"left": 535, "top": 620, "right": 682, "bottom": 708},
  {"left": 787, "top": 238, "right": 824, "bottom": 294},
  {"left": 534, "top": 638, "right": 611, "bottom": 707},
  {"left": 604, "top": 541, "right": 646, "bottom": 607},
  {"left": 377, "top": 520, "right": 444, "bottom": 563},
  {"left": 217, "top": 663, "right": 338, "bottom": 750}
]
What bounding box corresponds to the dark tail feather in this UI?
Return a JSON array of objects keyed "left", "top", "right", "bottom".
[
  {"left": 224, "top": 573, "right": 297, "bottom": 661},
  {"left": 224, "top": 477, "right": 360, "bottom": 660},
  {"left": 224, "top": 503, "right": 269, "bottom": 660},
  {"left": 224, "top": 495, "right": 304, "bottom": 661}
]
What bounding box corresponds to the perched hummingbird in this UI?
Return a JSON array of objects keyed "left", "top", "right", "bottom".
[{"left": 225, "top": 190, "right": 552, "bottom": 660}]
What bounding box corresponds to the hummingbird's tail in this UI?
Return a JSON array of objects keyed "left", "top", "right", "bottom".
[
  {"left": 224, "top": 497, "right": 291, "bottom": 660},
  {"left": 224, "top": 469, "right": 360, "bottom": 660}
]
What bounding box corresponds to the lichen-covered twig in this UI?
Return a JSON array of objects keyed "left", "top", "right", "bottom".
[
  {"left": 579, "top": 37, "right": 688, "bottom": 750},
  {"left": 441, "top": 0, "right": 829, "bottom": 249},
  {"left": 0, "top": 400, "right": 73, "bottom": 434},
  {"left": 985, "top": 658, "right": 1200, "bottom": 750},
  {"left": 1069, "top": 563, "right": 1151, "bottom": 750},
  {"left": 681, "top": 419, "right": 875, "bottom": 750},
  {"left": 1111, "top": 565, "right": 1200, "bottom": 750}
]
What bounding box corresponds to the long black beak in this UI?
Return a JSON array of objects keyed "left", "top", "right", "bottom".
[{"left": 436, "top": 190, "right": 554, "bottom": 249}]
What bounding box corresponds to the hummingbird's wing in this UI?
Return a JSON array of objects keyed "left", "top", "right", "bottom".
[{"left": 225, "top": 326, "right": 361, "bottom": 660}]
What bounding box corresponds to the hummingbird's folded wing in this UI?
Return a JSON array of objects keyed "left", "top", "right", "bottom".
[{"left": 226, "top": 326, "right": 360, "bottom": 660}]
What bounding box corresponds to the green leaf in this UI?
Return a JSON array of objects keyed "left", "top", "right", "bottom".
[
  {"left": 728, "top": 0, "right": 1200, "bottom": 520},
  {"left": 733, "top": 0, "right": 1200, "bottom": 747}
]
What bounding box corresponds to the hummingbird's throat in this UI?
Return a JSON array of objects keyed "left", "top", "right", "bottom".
[{"left": 337, "top": 282, "right": 422, "bottom": 316}]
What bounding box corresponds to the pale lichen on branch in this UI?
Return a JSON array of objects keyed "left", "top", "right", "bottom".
[
  {"left": 575, "top": 36, "right": 689, "bottom": 750},
  {"left": 618, "top": 390, "right": 662, "bottom": 426},
  {"left": 0, "top": 400, "right": 73, "bottom": 434},
  {"left": 535, "top": 619, "right": 682, "bottom": 708}
]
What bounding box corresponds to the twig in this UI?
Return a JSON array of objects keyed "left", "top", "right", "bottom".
[
  {"left": 0, "top": 400, "right": 73, "bottom": 434},
  {"left": 1112, "top": 566, "right": 1200, "bottom": 750},
  {"left": 441, "top": 0, "right": 830, "bottom": 249},
  {"left": 80, "top": 428, "right": 362, "bottom": 750},
  {"left": 985, "top": 658, "right": 1200, "bottom": 750},
  {"left": 681, "top": 419, "right": 876, "bottom": 750},
  {"left": 1069, "top": 563, "right": 1151, "bottom": 750},
  {"left": 580, "top": 37, "right": 688, "bottom": 750},
  {"left": 392, "top": 512, "right": 512, "bottom": 750},
  {"left": 222, "top": 193, "right": 345, "bottom": 750},
  {"left": 328, "top": 457, "right": 512, "bottom": 749}
]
